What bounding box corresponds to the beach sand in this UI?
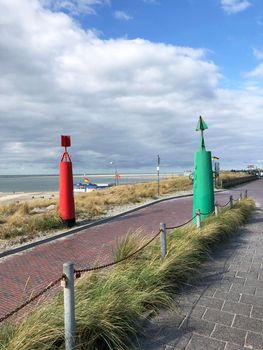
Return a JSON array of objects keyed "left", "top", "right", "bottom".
[{"left": 0, "top": 192, "right": 59, "bottom": 205}]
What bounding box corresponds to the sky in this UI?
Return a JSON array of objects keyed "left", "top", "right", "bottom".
[{"left": 1, "top": 0, "right": 263, "bottom": 174}]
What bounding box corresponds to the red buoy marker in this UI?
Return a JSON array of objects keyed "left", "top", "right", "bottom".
[{"left": 59, "top": 135, "right": 76, "bottom": 227}]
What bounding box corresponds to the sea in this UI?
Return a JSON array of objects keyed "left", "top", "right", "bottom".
[{"left": 0, "top": 173, "right": 182, "bottom": 193}]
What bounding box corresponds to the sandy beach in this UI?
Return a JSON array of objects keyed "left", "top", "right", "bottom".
[{"left": 0, "top": 191, "right": 59, "bottom": 205}]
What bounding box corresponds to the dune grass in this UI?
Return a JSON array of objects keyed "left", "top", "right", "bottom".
[
  {"left": 0, "top": 176, "right": 192, "bottom": 242},
  {"left": 0, "top": 172, "right": 251, "bottom": 242},
  {"left": 0, "top": 198, "right": 255, "bottom": 350}
]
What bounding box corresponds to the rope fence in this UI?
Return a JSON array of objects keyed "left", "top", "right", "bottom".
[
  {"left": 74, "top": 229, "right": 162, "bottom": 276},
  {"left": 0, "top": 275, "right": 63, "bottom": 324},
  {"left": 166, "top": 215, "right": 197, "bottom": 230},
  {"left": 218, "top": 200, "right": 231, "bottom": 208},
  {"left": 0, "top": 189, "right": 248, "bottom": 349}
]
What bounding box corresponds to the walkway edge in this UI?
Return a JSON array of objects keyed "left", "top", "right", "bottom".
[
  {"left": 0, "top": 192, "right": 194, "bottom": 259},
  {"left": 0, "top": 189, "right": 227, "bottom": 259}
]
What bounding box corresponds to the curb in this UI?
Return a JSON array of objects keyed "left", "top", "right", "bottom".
[{"left": 0, "top": 192, "right": 196, "bottom": 259}]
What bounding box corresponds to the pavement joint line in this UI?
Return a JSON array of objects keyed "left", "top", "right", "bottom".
[{"left": 231, "top": 314, "right": 237, "bottom": 327}]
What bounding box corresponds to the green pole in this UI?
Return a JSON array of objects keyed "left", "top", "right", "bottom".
[{"left": 192, "top": 116, "right": 214, "bottom": 222}]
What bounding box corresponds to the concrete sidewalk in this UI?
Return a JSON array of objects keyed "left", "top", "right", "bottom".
[{"left": 137, "top": 208, "right": 263, "bottom": 350}]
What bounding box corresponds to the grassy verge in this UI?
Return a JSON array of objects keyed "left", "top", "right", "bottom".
[
  {"left": 0, "top": 172, "right": 251, "bottom": 243},
  {"left": 0, "top": 198, "right": 255, "bottom": 350},
  {"left": 0, "top": 176, "right": 192, "bottom": 242}
]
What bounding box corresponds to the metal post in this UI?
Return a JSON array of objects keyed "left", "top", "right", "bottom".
[
  {"left": 160, "top": 223, "right": 167, "bottom": 258},
  {"left": 245, "top": 189, "right": 248, "bottom": 198},
  {"left": 196, "top": 209, "right": 201, "bottom": 229},
  {"left": 63, "top": 262, "right": 75, "bottom": 350},
  {"left": 230, "top": 195, "right": 233, "bottom": 208},
  {"left": 215, "top": 202, "right": 219, "bottom": 216}
]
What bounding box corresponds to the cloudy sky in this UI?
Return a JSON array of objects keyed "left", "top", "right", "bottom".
[{"left": 1, "top": 0, "right": 263, "bottom": 174}]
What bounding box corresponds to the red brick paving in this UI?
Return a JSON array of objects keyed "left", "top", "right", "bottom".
[{"left": 0, "top": 185, "right": 257, "bottom": 321}]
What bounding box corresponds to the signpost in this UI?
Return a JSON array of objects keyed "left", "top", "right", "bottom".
[{"left": 157, "top": 154, "right": 160, "bottom": 197}]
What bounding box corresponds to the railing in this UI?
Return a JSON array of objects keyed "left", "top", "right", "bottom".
[{"left": 0, "top": 190, "right": 248, "bottom": 350}]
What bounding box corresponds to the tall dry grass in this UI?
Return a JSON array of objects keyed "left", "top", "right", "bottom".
[
  {"left": 0, "top": 172, "right": 250, "bottom": 242},
  {"left": 0, "top": 199, "right": 255, "bottom": 350}
]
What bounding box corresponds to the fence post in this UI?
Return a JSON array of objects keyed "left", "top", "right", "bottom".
[
  {"left": 215, "top": 202, "right": 219, "bottom": 216},
  {"left": 239, "top": 192, "right": 243, "bottom": 202},
  {"left": 63, "top": 262, "right": 75, "bottom": 350},
  {"left": 196, "top": 209, "right": 201, "bottom": 229},
  {"left": 160, "top": 223, "right": 167, "bottom": 258},
  {"left": 229, "top": 195, "right": 233, "bottom": 209},
  {"left": 245, "top": 189, "right": 248, "bottom": 198}
]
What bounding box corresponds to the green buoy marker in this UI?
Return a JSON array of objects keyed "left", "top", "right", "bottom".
[{"left": 192, "top": 116, "right": 214, "bottom": 222}]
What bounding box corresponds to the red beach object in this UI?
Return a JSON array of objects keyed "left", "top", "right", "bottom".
[{"left": 59, "top": 135, "right": 76, "bottom": 227}]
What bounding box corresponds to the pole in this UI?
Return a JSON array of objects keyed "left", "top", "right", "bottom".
[
  {"left": 115, "top": 165, "right": 118, "bottom": 186},
  {"left": 196, "top": 209, "right": 201, "bottom": 229},
  {"left": 160, "top": 222, "right": 167, "bottom": 258},
  {"left": 157, "top": 154, "right": 160, "bottom": 197},
  {"left": 215, "top": 202, "right": 219, "bottom": 216},
  {"left": 245, "top": 189, "right": 248, "bottom": 198},
  {"left": 217, "top": 163, "right": 220, "bottom": 187},
  {"left": 63, "top": 262, "right": 75, "bottom": 350},
  {"left": 214, "top": 161, "right": 216, "bottom": 188},
  {"left": 230, "top": 195, "right": 233, "bottom": 208}
]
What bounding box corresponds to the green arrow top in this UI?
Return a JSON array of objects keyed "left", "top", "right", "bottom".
[
  {"left": 196, "top": 116, "right": 208, "bottom": 150},
  {"left": 196, "top": 116, "right": 208, "bottom": 131}
]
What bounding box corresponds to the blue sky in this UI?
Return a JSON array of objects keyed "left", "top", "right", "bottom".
[
  {"left": 70, "top": 0, "right": 263, "bottom": 84},
  {"left": 1, "top": 0, "right": 263, "bottom": 174}
]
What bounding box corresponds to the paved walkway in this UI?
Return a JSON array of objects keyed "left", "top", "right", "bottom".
[
  {"left": 0, "top": 181, "right": 258, "bottom": 324},
  {"left": 137, "top": 181, "right": 263, "bottom": 350},
  {"left": 0, "top": 196, "right": 192, "bottom": 318}
]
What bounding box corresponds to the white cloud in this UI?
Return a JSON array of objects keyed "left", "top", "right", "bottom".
[
  {"left": 114, "top": 11, "right": 133, "bottom": 21},
  {"left": 0, "top": 0, "right": 263, "bottom": 174},
  {"left": 41, "top": 0, "right": 109, "bottom": 15},
  {"left": 221, "top": 0, "right": 251, "bottom": 14},
  {"left": 245, "top": 49, "right": 263, "bottom": 78}
]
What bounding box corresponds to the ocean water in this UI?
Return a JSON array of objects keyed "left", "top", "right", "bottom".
[{"left": 0, "top": 174, "right": 176, "bottom": 193}]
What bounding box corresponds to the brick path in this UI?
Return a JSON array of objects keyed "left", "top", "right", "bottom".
[
  {"left": 0, "top": 182, "right": 256, "bottom": 325},
  {"left": 0, "top": 195, "right": 193, "bottom": 319},
  {"left": 137, "top": 180, "right": 263, "bottom": 350}
]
